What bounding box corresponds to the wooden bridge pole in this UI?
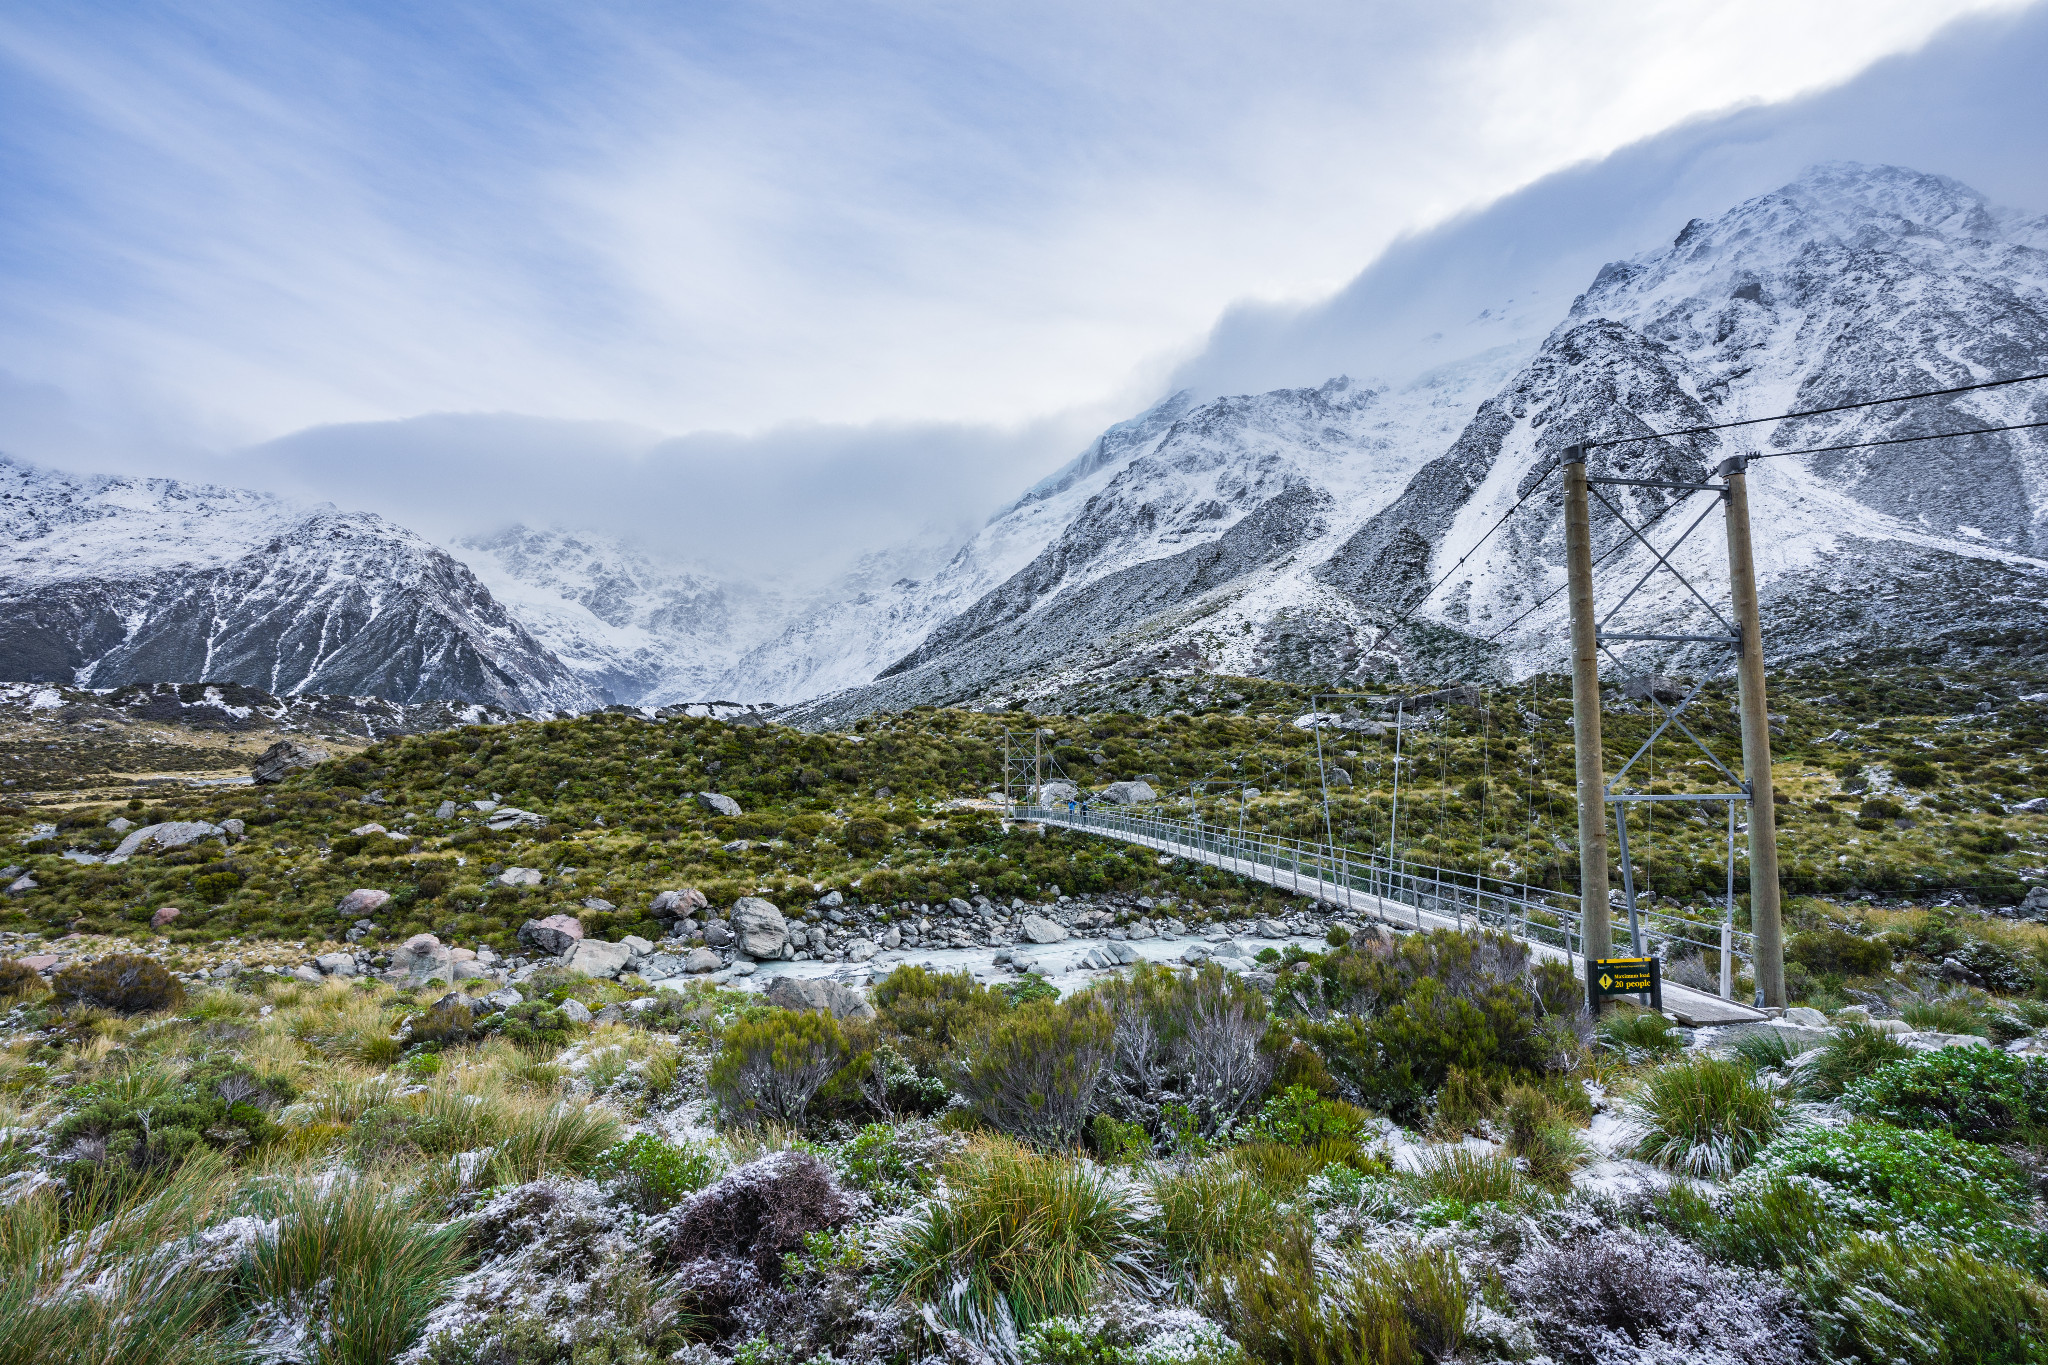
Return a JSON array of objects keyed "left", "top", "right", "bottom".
[
  {"left": 1562, "top": 446, "right": 1613, "bottom": 967},
  {"left": 1720, "top": 456, "right": 1786, "bottom": 1007}
]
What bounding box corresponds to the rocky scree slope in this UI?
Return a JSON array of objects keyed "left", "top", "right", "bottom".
[
  {"left": 0, "top": 457, "right": 598, "bottom": 712},
  {"left": 797, "top": 163, "right": 2048, "bottom": 721}
]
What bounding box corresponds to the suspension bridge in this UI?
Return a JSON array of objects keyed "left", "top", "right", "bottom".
[{"left": 1015, "top": 801, "right": 1768, "bottom": 1026}]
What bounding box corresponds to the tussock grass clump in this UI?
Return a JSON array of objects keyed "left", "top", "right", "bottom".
[
  {"left": 241, "top": 1175, "right": 471, "bottom": 1365},
  {"left": 1792, "top": 1022, "right": 1912, "bottom": 1100},
  {"left": 1499, "top": 1082, "right": 1590, "bottom": 1191},
  {"left": 882, "top": 1138, "right": 1153, "bottom": 1341},
  {"left": 0, "top": 1150, "right": 239, "bottom": 1365},
  {"left": 1406, "top": 1146, "right": 1530, "bottom": 1206},
  {"left": 1594, "top": 1004, "right": 1682, "bottom": 1061},
  {"left": 1153, "top": 1161, "right": 1295, "bottom": 1275},
  {"left": 1627, "top": 1055, "right": 1784, "bottom": 1178}
]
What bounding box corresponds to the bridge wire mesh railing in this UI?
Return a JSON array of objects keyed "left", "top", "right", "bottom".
[{"left": 1016, "top": 802, "right": 1754, "bottom": 969}]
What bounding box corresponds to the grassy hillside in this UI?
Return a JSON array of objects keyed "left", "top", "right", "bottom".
[{"left": 4, "top": 665, "right": 2046, "bottom": 962}]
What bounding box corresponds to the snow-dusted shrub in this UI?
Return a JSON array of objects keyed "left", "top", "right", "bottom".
[
  {"left": 955, "top": 996, "right": 1114, "bottom": 1148},
  {"left": 1020, "top": 1311, "right": 1246, "bottom": 1365},
  {"left": 665, "top": 1149, "right": 851, "bottom": 1285},
  {"left": 1737, "top": 1120, "right": 2043, "bottom": 1266},
  {"left": 1091, "top": 963, "right": 1279, "bottom": 1138},
  {"left": 1844, "top": 1046, "right": 2048, "bottom": 1142},
  {"left": 1626, "top": 1054, "right": 1785, "bottom": 1178},
  {"left": 1505, "top": 1223, "right": 1808, "bottom": 1365},
  {"left": 1797, "top": 1234, "right": 2048, "bottom": 1365}
]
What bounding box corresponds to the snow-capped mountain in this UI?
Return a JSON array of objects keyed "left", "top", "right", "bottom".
[
  {"left": 0, "top": 458, "right": 598, "bottom": 711},
  {"left": 6, "top": 163, "right": 2043, "bottom": 720},
  {"left": 788, "top": 163, "right": 2048, "bottom": 720},
  {"left": 452, "top": 525, "right": 785, "bottom": 705}
]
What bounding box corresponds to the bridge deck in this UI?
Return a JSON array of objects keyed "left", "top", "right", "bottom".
[{"left": 1031, "top": 811, "right": 1766, "bottom": 1027}]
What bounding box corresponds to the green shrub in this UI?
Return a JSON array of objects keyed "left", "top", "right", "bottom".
[
  {"left": 1787, "top": 926, "right": 1891, "bottom": 977},
  {"left": 871, "top": 964, "right": 1007, "bottom": 1073},
  {"left": 1627, "top": 1055, "right": 1783, "bottom": 1178},
  {"left": 1793, "top": 1023, "right": 1913, "bottom": 1101},
  {"left": 1846, "top": 1047, "right": 2048, "bottom": 1143},
  {"left": 1799, "top": 1235, "right": 2048, "bottom": 1365},
  {"left": 1741, "top": 1120, "right": 2042, "bottom": 1266},
  {"left": 50, "top": 954, "right": 183, "bottom": 1014},
  {"left": 52, "top": 1061, "right": 291, "bottom": 1194},
  {"left": 593, "top": 1134, "right": 719, "bottom": 1212},
  {"left": 1729, "top": 1027, "right": 1803, "bottom": 1073},
  {"left": 881, "top": 1139, "right": 1153, "bottom": 1341},
  {"left": 1090, "top": 1113, "right": 1152, "bottom": 1164},
  {"left": 710, "top": 1009, "right": 851, "bottom": 1126},
  {"left": 0, "top": 960, "right": 43, "bottom": 999},
  {"left": 1278, "top": 930, "right": 1588, "bottom": 1121},
  {"left": 1240, "top": 1084, "right": 1368, "bottom": 1147},
  {"left": 955, "top": 996, "right": 1114, "bottom": 1147},
  {"left": 837, "top": 1121, "right": 935, "bottom": 1204}
]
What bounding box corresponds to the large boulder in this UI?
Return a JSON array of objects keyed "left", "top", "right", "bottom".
[
  {"left": 106, "top": 821, "right": 222, "bottom": 864},
  {"left": 314, "top": 951, "right": 357, "bottom": 977},
  {"left": 681, "top": 947, "right": 723, "bottom": 973},
  {"left": 763, "top": 974, "right": 877, "bottom": 1020},
  {"left": 730, "top": 898, "right": 790, "bottom": 959},
  {"left": 1031, "top": 781, "right": 1079, "bottom": 805},
  {"left": 696, "top": 792, "right": 742, "bottom": 817},
  {"left": 335, "top": 888, "right": 391, "bottom": 918},
  {"left": 252, "top": 740, "right": 328, "bottom": 784},
  {"left": 1019, "top": 913, "right": 1069, "bottom": 944},
  {"left": 1098, "top": 780, "right": 1157, "bottom": 805},
  {"left": 396, "top": 933, "right": 454, "bottom": 985},
  {"left": 486, "top": 808, "right": 546, "bottom": 831},
  {"left": 518, "top": 914, "right": 585, "bottom": 956},
  {"left": 496, "top": 867, "right": 544, "bottom": 887},
  {"left": 651, "top": 888, "right": 710, "bottom": 917},
  {"left": 564, "top": 939, "right": 633, "bottom": 979}
]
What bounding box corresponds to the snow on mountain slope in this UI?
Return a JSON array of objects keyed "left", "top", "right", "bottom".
[
  {"left": 0, "top": 457, "right": 598, "bottom": 711},
  {"left": 1320, "top": 162, "right": 2048, "bottom": 678},
  {"left": 711, "top": 391, "right": 1205, "bottom": 704},
  {"left": 452, "top": 526, "right": 785, "bottom": 705},
  {"left": 787, "top": 162, "right": 2048, "bottom": 722}
]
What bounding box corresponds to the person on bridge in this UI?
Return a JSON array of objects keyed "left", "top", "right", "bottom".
[{"left": 1066, "top": 799, "right": 1077, "bottom": 814}]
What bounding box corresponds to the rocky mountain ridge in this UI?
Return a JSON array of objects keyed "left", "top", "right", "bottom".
[{"left": 0, "top": 458, "right": 600, "bottom": 712}]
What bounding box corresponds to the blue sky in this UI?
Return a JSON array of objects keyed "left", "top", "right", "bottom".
[{"left": 0, "top": 0, "right": 2043, "bottom": 574}]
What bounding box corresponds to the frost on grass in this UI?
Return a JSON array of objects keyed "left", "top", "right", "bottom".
[{"left": 1503, "top": 1222, "right": 1809, "bottom": 1365}]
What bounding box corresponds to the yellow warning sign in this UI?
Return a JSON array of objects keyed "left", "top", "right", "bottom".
[{"left": 1591, "top": 957, "right": 1655, "bottom": 995}]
